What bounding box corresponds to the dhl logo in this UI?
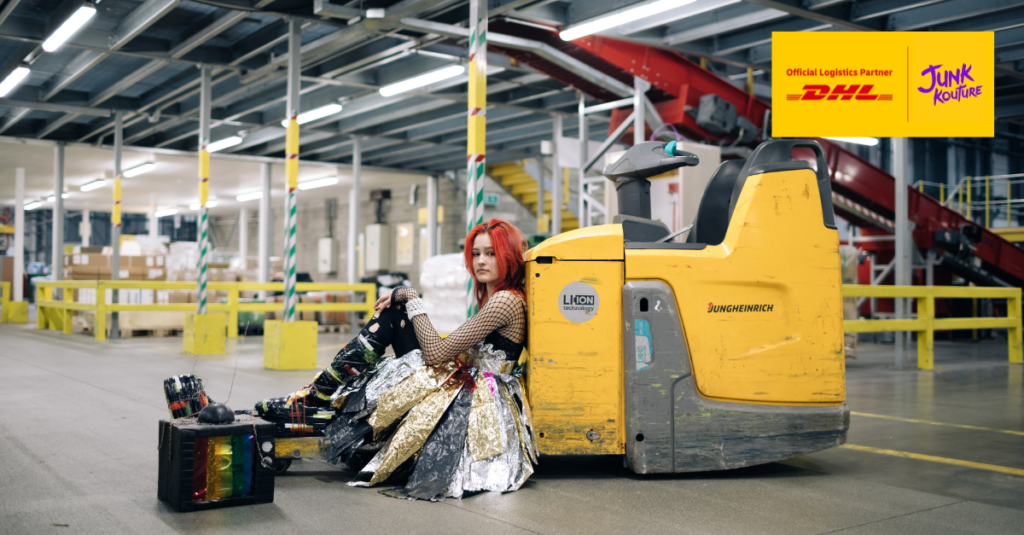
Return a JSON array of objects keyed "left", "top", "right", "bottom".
[{"left": 786, "top": 84, "right": 893, "bottom": 101}]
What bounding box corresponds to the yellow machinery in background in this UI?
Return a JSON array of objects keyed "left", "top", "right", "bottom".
[{"left": 525, "top": 139, "right": 848, "bottom": 473}]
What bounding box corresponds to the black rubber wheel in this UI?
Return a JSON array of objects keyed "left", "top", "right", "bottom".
[{"left": 273, "top": 458, "right": 292, "bottom": 473}]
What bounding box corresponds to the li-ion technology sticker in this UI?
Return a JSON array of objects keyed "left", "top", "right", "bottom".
[
  {"left": 635, "top": 319, "right": 653, "bottom": 371},
  {"left": 557, "top": 281, "right": 599, "bottom": 323}
]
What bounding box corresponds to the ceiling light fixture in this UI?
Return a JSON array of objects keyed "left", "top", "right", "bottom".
[
  {"left": 190, "top": 201, "right": 218, "bottom": 210},
  {"left": 24, "top": 201, "right": 42, "bottom": 210},
  {"left": 0, "top": 66, "right": 30, "bottom": 98},
  {"left": 46, "top": 193, "right": 69, "bottom": 202},
  {"left": 80, "top": 178, "right": 106, "bottom": 192},
  {"left": 43, "top": 3, "right": 97, "bottom": 53},
  {"left": 123, "top": 162, "right": 156, "bottom": 178},
  {"left": 297, "top": 176, "right": 339, "bottom": 190},
  {"left": 236, "top": 191, "right": 263, "bottom": 202},
  {"left": 281, "top": 103, "right": 344, "bottom": 127},
  {"left": 155, "top": 208, "right": 179, "bottom": 218},
  {"left": 379, "top": 65, "right": 466, "bottom": 97},
  {"left": 560, "top": 0, "right": 697, "bottom": 41},
  {"left": 207, "top": 136, "right": 243, "bottom": 153},
  {"left": 824, "top": 137, "right": 880, "bottom": 147}
]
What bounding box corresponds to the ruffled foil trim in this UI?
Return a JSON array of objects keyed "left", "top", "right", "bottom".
[
  {"left": 364, "top": 350, "right": 425, "bottom": 404},
  {"left": 467, "top": 372, "right": 503, "bottom": 461}
]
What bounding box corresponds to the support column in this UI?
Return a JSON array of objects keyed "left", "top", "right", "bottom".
[
  {"left": 282, "top": 18, "right": 301, "bottom": 323},
  {"left": 893, "top": 138, "right": 912, "bottom": 369},
  {"left": 537, "top": 154, "right": 545, "bottom": 229},
  {"left": 551, "top": 114, "right": 562, "bottom": 235},
  {"left": 52, "top": 143, "right": 65, "bottom": 284},
  {"left": 347, "top": 137, "right": 361, "bottom": 285},
  {"left": 239, "top": 207, "right": 248, "bottom": 265},
  {"left": 13, "top": 168, "right": 24, "bottom": 302},
  {"left": 80, "top": 210, "right": 90, "bottom": 247},
  {"left": 426, "top": 174, "right": 438, "bottom": 258},
  {"left": 149, "top": 192, "right": 158, "bottom": 238},
  {"left": 634, "top": 76, "right": 648, "bottom": 146},
  {"left": 466, "top": 0, "right": 487, "bottom": 318},
  {"left": 258, "top": 162, "right": 271, "bottom": 293},
  {"left": 196, "top": 66, "right": 211, "bottom": 316},
  {"left": 111, "top": 111, "right": 123, "bottom": 338},
  {"left": 578, "top": 92, "right": 587, "bottom": 228}
]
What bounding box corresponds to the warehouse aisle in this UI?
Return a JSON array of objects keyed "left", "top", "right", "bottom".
[{"left": 1, "top": 324, "right": 1021, "bottom": 535}]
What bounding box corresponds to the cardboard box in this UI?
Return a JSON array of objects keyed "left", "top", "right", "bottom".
[
  {"left": 97, "top": 267, "right": 146, "bottom": 280},
  {"left": 64, "top": 266, "right": 99, "bottom": 280}
]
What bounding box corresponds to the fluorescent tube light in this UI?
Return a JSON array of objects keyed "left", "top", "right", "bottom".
[
  {"left": 207, "top": 136, "right": 243, "bottom": 153},
  {"left": 123, "top": 162, "right": 156, "bottom": 178},
  {"left": 824, "top": 137, "right": 879, "bottom": 147},
  {"left": 46, "top": 193, "right": 69, "bottom": 202},
  {"left": 236, "top": 191, "right": 263, "bottom": 202},
  {"left": 280, "top": 103, "right": 344, "bottom": 127},
  {"left": 379, "top": 65, "right": 466, "bottom": 97},
  {"left": 0, "top": 66, "right": 30, "bottom": 98},
  {"left": 560, "top": 0, "right": 696, "bottom": 41},
  {"left": 297, "top": 176, "right": 339, "bottom": 190},
  {"left": 155, "top": 208, "right": 179, "bottom": 218},
  {"left": 43, "top": 3, "right": 97, "bottom": 53},
  {"left": 80, "top": 178, "right": 106, "bottom": 191},
  {"left": 24, "top": 201, "right": 42, "bottom": 210}
]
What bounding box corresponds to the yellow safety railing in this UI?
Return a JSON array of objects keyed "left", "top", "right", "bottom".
[
  {"left": 0, "top": 281, "right": 9, "bottom": 323},
  {"left": 842, "top": 285, "right": 1022, "bottom": 370},
  {"left": 35, "top": 280, "right": 377, "bottom": 341}
]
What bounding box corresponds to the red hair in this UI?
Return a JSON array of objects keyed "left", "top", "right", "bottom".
[{"left": 464, "top": 219, "right": 527, "bottom": 308}]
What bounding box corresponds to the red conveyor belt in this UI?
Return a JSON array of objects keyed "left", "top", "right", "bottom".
[{"left": 489, "top": 24, "right": 1024, "bottom": 287}]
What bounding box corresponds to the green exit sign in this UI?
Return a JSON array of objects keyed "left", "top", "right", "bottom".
[{"left": 484, "top": 194, "right": 500, "bottom": 206}]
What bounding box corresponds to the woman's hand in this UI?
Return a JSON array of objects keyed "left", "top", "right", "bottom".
[{"left": 373, "top": 289, "right": 393, "bottom": 312}]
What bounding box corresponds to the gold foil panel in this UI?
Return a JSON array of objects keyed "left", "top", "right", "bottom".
[
  {"left": 368, "top": 359, "right": 458, "bottom": 439},
  {"left": 368, "top": 378, "right": 463, "bottom": 486},
  {"left": 500, "top": 379, "right": 531, "bottom": 463},
  {"left": 467, "top": 372, "right": 502, "bottom": 461}
]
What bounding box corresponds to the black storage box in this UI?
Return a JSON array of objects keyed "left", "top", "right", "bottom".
[{"left": 157, "top": 416, "right": 276, "bottom": 512}]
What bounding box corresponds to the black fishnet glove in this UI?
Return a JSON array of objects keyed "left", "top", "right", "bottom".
[
  {"left": 390, "top": 287, "right": 419, "bottom": 304},
  {"left": 408, "top": 291, "right": 526, "bottom": 365}
]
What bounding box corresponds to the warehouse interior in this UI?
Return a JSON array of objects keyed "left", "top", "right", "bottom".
[{"left": 1, "top": 0, "right": 1023, "bottom": 533}]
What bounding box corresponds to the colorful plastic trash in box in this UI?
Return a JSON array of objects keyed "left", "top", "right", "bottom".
[{"left": 192, "top": 435, "right": 256, "bottom": 502}]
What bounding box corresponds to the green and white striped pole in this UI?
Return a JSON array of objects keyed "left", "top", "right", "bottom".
[
  {"left": 466, "top": 0, "right": 487, "bottom": 318},
  {"left": 196, "top": 66, "right": 211, "bottom": 315},
  {"left": 283, "top": 19, "right": 301, "bottom": 323}
]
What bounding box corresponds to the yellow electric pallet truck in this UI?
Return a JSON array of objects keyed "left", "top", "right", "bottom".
[
  {"left": 525, "top": 138, "right": 848, "bottom": 473},
  {"left": 275, "top": 138, "right": 848, "bottom": 474}
]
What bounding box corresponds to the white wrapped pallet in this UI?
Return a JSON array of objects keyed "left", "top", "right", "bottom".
[{"left": 419, "top": 253, "right": 469, "bottom": 335}]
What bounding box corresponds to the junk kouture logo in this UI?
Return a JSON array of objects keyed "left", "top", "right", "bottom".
[
  {"left": 707, "top": 302, "right": 775, "bottom": 313},
  {"left": 918, "top": 63, "right": 982, "bottom": 106}
]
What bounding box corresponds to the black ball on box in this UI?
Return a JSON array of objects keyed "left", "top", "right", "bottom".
[{"left": 198, "top": 403, "right": 235, "bottom": 424}]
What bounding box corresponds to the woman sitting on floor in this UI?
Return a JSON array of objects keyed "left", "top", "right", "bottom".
[{"left": 255, "top": 219, "right": 535, "bottom": 500}]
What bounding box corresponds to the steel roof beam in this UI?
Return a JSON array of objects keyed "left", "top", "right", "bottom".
[
  {"left": 889, "top": 0, "right": 1022, "bottom": 31},
  {"left": 0, "top": 98, "right": 111, "bottom": 117},
  {"left": 111, "top": 0, "right": 181, "bottom": 50},
  {"left": 998, "top": 44, "right": 1024, "bottom": 64},
  {"left": 741, "top": 0, "right": 872, "bottom": 30},
  {"left": 0, "top": 0, "right": 22, "bottom": 27},
  {"left": 931, "top": 6, "right": 1024, "bottom": 31},
  {"left": 997, "top": 26, "right": 1024, "bottom": 49},
  {"left": 850, "top": 0, "right": 947, "bottom": 21},
  {"left": 662, "top": 3, "right": 788, "bottom": 46},
  {"left": 0, "top": 107, "right": 30, "bottom": 135}
]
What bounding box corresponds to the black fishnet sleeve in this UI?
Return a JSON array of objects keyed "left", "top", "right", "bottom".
[
  {"left": 390, "top": 287, "right": 419, "bottom": 304},
  {"left": 408, "top": 291, "right": 525, "bottom": 365}
]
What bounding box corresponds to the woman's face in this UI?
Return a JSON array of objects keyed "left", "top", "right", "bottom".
[{"left": 472, "top": 233, "right": 499, "bottom": 285}]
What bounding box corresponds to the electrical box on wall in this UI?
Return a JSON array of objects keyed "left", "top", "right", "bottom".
[
  {"left": 365, "top": 224, "right": 390, "bottom": 272},
  {"left": 318, "top": 237, "right": 337, "bottom": 274}
]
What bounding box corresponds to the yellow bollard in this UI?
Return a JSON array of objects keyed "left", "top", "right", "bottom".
[
  {"left": 967, "top": 179, "right": 972, "bottom": 219},
  {"left": 183, "top": 313, "right": 227, "bottom": 355},
  {"left": 263, "top": 320, "right": 318, "bottom": 370},
  {"left": 940, "top": 183, "right": 945, "bottom": 205}
]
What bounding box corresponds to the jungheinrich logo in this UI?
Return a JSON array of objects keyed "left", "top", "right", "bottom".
[
  {"left": 787, "top": 84, "right": 893, "bottom": 101},
  {"left": 918, "top": 63, "right": 982, "bottom": 106},
  {"left": 707, "top": 302, "right": 774, "bottom": 313}
]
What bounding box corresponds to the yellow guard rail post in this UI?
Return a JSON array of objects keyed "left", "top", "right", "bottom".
[
  {"left": 842, "top": 285, "right": 1023, "bottom": 370},
  {"left": 0, "top": 281, "right": 9, "bottom": 323},
  {"left": 35, "top": 281, "right": 376, "bottom": 341}
]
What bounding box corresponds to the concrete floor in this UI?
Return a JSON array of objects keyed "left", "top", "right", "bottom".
[{"left": 1, "top": 318, "right": 1022, "bottom": 534}]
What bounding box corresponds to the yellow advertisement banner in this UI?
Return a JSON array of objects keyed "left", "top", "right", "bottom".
[{"left": 772, "top": 32, "right": 993, "bottom": 137}]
